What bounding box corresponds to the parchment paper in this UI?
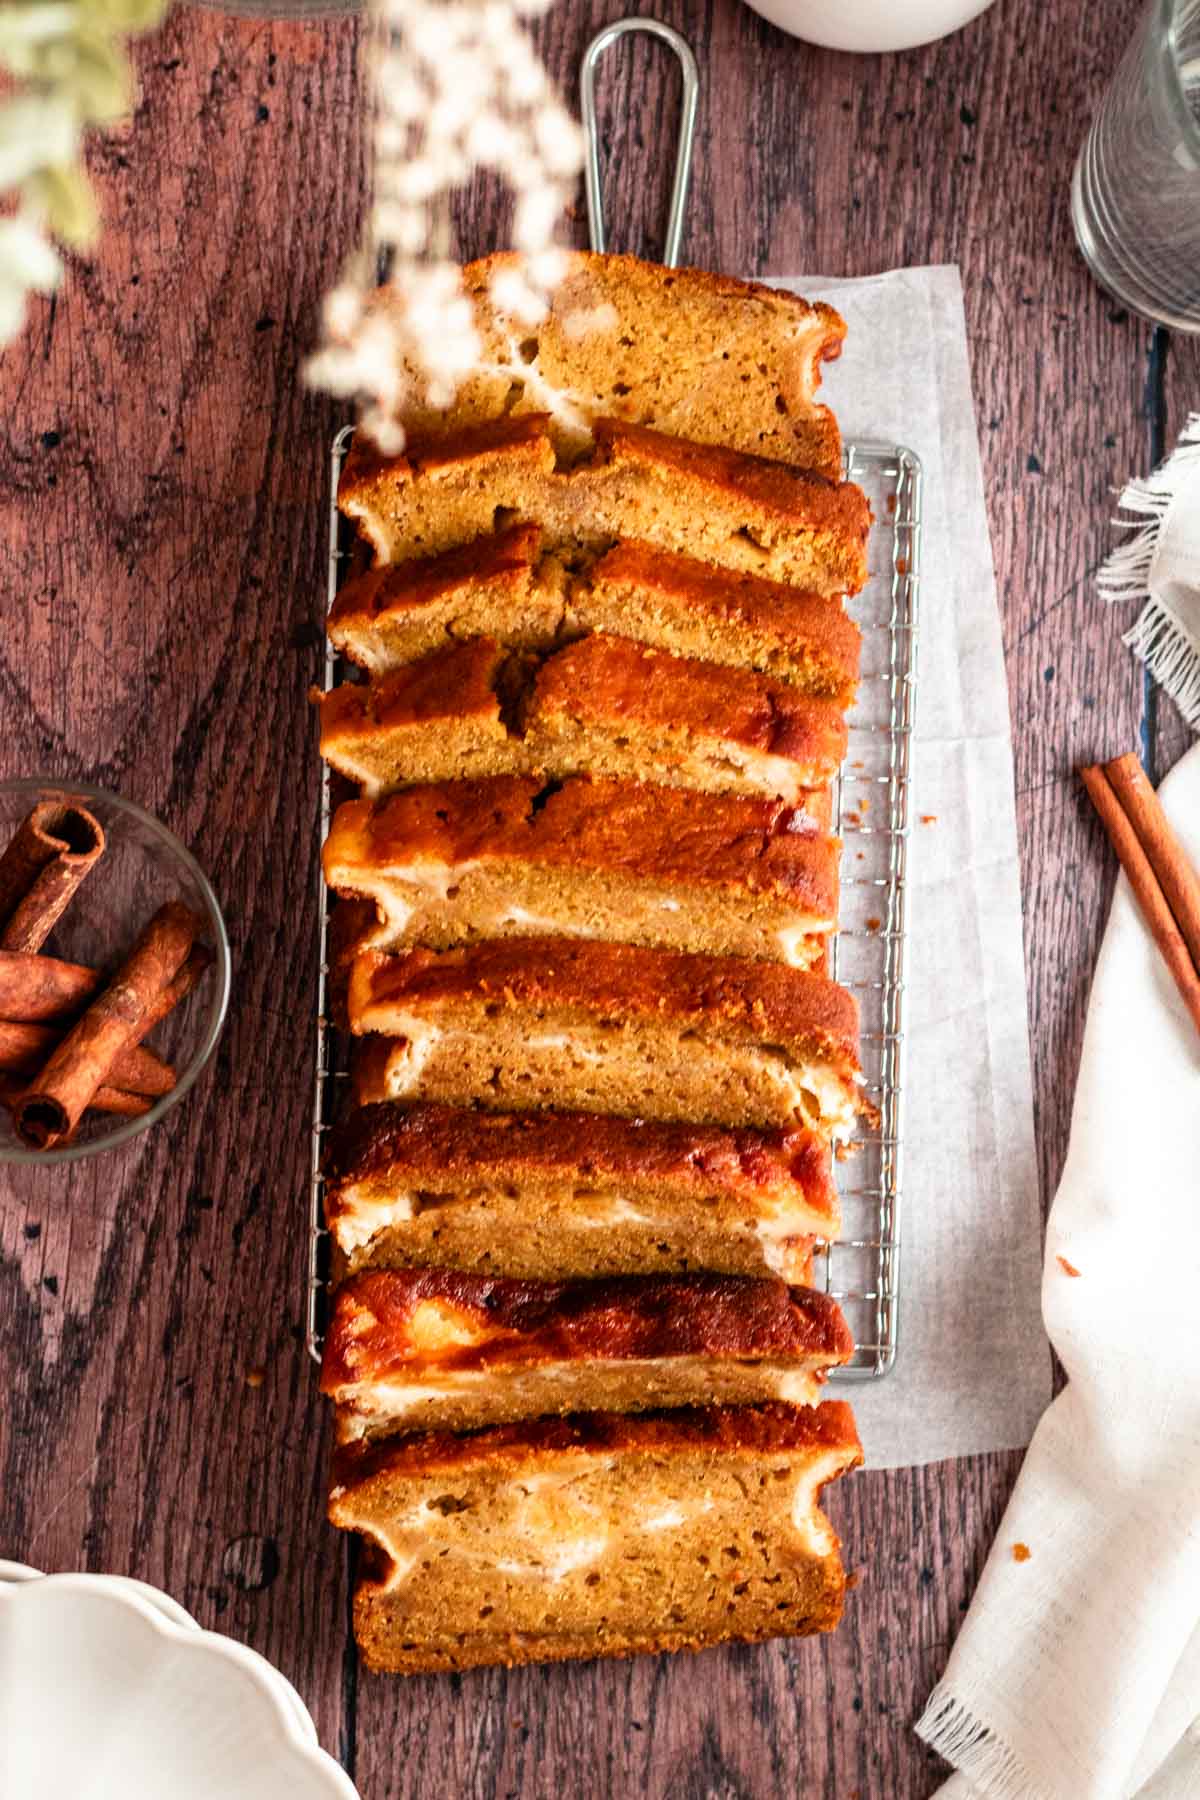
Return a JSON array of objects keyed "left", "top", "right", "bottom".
[{"left": 774, "top": 266, "right": 1053, "bottom": 1469}]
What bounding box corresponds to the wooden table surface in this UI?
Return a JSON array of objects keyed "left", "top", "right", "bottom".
[{"left": 0, "top": 1, "right": 1194, "bottom": 1795}]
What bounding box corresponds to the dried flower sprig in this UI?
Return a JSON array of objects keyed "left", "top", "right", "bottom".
[
  {"left": 306, "top": 0, "right": 584, "bottom": 453},
  {"left": 0, "top": 0, "right": 167, "bottom": 345}
]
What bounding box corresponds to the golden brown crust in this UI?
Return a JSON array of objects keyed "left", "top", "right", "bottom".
[
  {"left": 338, "top": 414, "right": 869, "bottom": 595},
  {"left": 332, "top": 1396, "right": 862, "bottom": 1490},
  {"left": 322, "top": 1268, "right": 852, "bottom": 1395},
  {"left": 370, "top": 251, "right": 847, "bottom": 478},
  {"left": 349, "top": 936, "right": 860, "bottom": 1065},
  {"left": 327, "top": 528, "right": 861, "bottom": 704},
  {"left": 334, "top": 1396, "right": 861, "bottom": 1670},
  {"left": 325, "top": 772, "right": 838, "bottom": 913},
  {"left": 592, "top": 418, "right": 863, "bottom": 538},
  {"left": 349, "top": 1612, "right": 841, "bottom": 1675},
  {"left": 529, "top": 635, "right": 847, "bottom": 773},
  {"left": 328, "top": 523, "right": 545, "bottom": 634},
  {"left": 590, "top": 541, "right": 862, "bottom": 701},
  {"left": 320, "top": 633, "right": 846, "bottom": 809},
  {"left": 341, "top": 413, "right": 552, "bottom": 490},
  {"left": 323, "top": 1100, "right": 840, "bottom": 1227},
  {"left": 324, "top": 1264, "right": 856, "bottom": 1441},
  {"left": 462, "top": 250, "right": 847, "bottom": 360}
]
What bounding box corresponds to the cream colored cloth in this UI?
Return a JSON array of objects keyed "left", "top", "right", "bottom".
[
  {"left": 919, "top": 744, "right": 1200, "bottom": 1800},
  {"left": 1099, "top": 416, "right": 1200, "bottom": 729}
]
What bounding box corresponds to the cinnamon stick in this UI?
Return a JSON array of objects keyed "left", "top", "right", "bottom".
[
  {"left": 0, "top": 1073, "right": 150, "bottom": 1126},
  {"left": 12, "top": 900, "right": 201, "bottom": 1149},
  {"left": 1079, "top": 762, "right": 1200, "bottom": 1039},
  {"left": 0, "top": 950, "right": 102, "bottom": 1023},
  {"left": 1103, "top": 753, "right": 1200, "bottom": 976},
  {"left": 86, "top": 1087, "right": 153, "bottom": 1120},
  {"left": 0, "top": 802, "right": 105, "bottom": 953},
  {"left": 135, "top": 943, "right": 214, "bottom": 1041},
  {"left": 0, "top": 1020, "right": 175, "bottom": 1097}
]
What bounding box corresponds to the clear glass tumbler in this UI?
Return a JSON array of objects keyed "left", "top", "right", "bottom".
[{"left": 1072, "top": 0, "right": 1200, "bottom": 330}]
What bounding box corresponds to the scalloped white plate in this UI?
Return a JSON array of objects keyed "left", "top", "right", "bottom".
[{"left": 0, "top": 1573, "right": 359, "bottom": 1799}]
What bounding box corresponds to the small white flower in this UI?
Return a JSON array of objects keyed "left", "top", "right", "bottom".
[
  {"left": 307, "top": 0, "right": 585, "bottom": 435},
  {"left": 0, "top": 215, "right": 63, "bottom": 291}
]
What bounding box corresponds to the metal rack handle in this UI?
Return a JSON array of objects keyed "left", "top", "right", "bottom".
[{"left": 579, "top": 18, "right": 699, "bottom": 268}]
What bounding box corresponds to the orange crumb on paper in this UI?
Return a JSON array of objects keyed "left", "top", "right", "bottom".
[
  {"left": 845, "top": 811, "right": 861, "bottom": 826},
  {"left": 1011, "top": 1543, "right": 1032, "bottom": 1563},
  {"left": 887, "top": 492, "right": 897, "bottom": 515},
  {"left": 896, "top": 556, "right": 909, "bottom": 575},
  {"left": 920, "top": 813, "right": 938, "bottom": 825},
  {"left": 1056, "top": 1255, "right": 1082, "bottom": 1278},
  {"left": 856, "top": 851, "right": 865, "bottom": 860},
  {"left": 851, "top": 759, "right": 864, "bottom": 770},
  {"left": 246, "top": 1367, "right": 266, "bottom": 1389},
  {"left": 866, "top": 917, "right": 882, "bottom": 932}
]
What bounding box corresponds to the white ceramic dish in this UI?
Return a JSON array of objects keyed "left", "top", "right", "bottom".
[
  {"left": 739, "top": 0, "right": 996, "bottom": 52},
  {"left": 0, "top": 1572, "right": 359, "bottom": 1799}
]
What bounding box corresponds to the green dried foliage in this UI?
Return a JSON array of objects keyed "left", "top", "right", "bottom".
[{"left": 0, "top": 0, "right": 169, "bottom": 344}]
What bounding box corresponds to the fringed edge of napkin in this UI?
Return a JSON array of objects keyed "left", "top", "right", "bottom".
[
  {"left": 917, "top": 1688, "right": 1046, "bottom": 1800},
  {"left": 1098, "top": 413, "right": 1200, "bottom": 730}
]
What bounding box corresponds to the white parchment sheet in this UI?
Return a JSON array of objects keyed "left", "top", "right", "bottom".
[{"left": 774, "top": 266, "right": 1053, "bottom": 1468}]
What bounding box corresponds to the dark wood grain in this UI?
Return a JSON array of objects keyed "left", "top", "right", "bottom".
[
  {"left": 0, "top": 0, "right": 1188, "bottom": 1795},
  {"left": 0, "top": 7, "right": 366, "bottom": 1760}
]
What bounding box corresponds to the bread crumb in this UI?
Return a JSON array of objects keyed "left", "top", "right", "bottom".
[
  {"left": 246, "top": 1367, "right": 266, "bottom": 1389},
  {"left": 1056, "top": 1255, "right": 1081, "bottom": 1278},
  {"left": 920, "top": 813, "right": 938, "bottom": 825},
  {"left": 1011, "top": 1542, "right": 1031, "bottom": 1563}
]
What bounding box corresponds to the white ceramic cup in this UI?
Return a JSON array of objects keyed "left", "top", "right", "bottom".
[{"left": 739, "top": 0, "right": 998, "bottom": 53}]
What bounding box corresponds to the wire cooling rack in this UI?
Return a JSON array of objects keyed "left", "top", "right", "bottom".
[{"left": 307, "top": 429, "right": 921, "bottom": 1375}]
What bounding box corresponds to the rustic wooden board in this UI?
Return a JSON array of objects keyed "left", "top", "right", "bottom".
[
  {"left": 0, "top": 0, "right": 1189, "bottom": 1795},
  {"left": 0, "top": 8, "right": 367, "bottom": 1761}
]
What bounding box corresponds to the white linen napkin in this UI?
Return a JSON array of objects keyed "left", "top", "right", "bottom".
[
  {"left": 1098, "top": 415, "right": 1200, "bottom": 728},
  {"left": 918, "top": 742, "right": 1200, "bottom": 1800}
]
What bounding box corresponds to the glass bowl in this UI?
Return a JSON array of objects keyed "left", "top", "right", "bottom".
[{"left": 0, "top": 780, "right": 231, "bottom": 1164}]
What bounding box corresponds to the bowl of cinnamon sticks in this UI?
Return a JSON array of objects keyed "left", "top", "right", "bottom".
[{"left": 0, "top": 781, "right": 230, "bottom": 1162}]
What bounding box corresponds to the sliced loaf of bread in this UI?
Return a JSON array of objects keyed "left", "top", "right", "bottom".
[
  {"left": 330, "top": 1399, "right": 862, "bottom": 1672},
  {"left": 347, "top": 936, "right": 865, "bottom": 1140},
  {"left": 323, "top": 774, "right": 839, "bottom": 969},
  {"left": 338, "top": 416, "right": 870, "bottom": 596}
]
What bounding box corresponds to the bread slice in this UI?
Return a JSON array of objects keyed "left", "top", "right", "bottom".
[
  {"left": 327, "top": 525, "right": 567, "bottom": 678},
  {"left": 347, "top": 937, "right": 864, "bottom": 1140},
  {"left": 526, "top": 635, "right": 846, "bottom": 799},
  {"left": 337, "top": 415, "right": 870, "bottom": 597},
  {"left": 329, "top": 1399, "right": 862, "bottom": 1673},
  {"left": 394, "top": 251, "right": 846, "bottom": 478},
  {"left": 328, "top": 528, "right": 862, "bottom": 704},
  {"left": 318, "top": 638, "right": 518, "bottom": 795},
  {"left": 323, "top": 1101, "right": 840, "bottom": 1282},
  {"left": 318, "top": 633, "right": 847, "bottom": 805},
  {"left": 323, "top": 775, "right": 838, "bottom": 970},
  {"left": 321, "top": 1267, "right": 853, "bottom": 1441},
  {"left": 584, "top": 542, "right": 862, "bottom": 702}
]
